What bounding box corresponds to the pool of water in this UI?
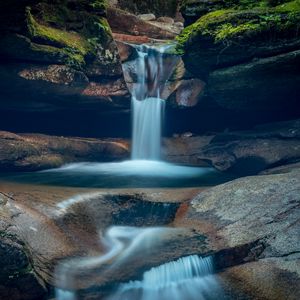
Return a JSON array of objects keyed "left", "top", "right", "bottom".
[{"left": 0, "top": 160, "right": 235, "bottom": 188}]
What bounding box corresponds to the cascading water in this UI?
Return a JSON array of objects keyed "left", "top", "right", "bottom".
[
  {"left": 130, "top": 44, "right": 178, "bottom": 160},
  {"left": 50, "top": 44, "right": 227, "bottom": 299},
  {"left": 55, "top": 225, "right": 223, "bottom": 300},
  {"left": 108, "top": 255, "right": 223, "bottom": 300}
]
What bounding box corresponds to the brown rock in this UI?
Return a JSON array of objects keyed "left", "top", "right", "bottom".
[
  {"left": 107, "top": 8, "right": 177, "bottom": 40},
  {"left": 157, "top": 17, "right": 175, "bottom": 24},
  {"left": 0, "top": 131, "right": 129, "bottom": 172}
]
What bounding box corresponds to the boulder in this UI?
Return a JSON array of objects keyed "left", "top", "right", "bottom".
[
  {"left": 107, "top": 7, "right": 177, "bottom": 40},
  {"left": 138, "top": 13, "right": 156, "bottom": 21},
  {"left": 0, "top": 131, "right": 129, "bottom": 172},
  {"left": 157, "top": 16, "right": 175, "bottom": 24},
  {"left": 0, "top": 218, "right": 47, "bottom": 300},
  {"left": 162, "top": 119, "right": 300, "bottom": 174},
  {"left": 175, "top": 169, "right": 300, "bottom": 299}
]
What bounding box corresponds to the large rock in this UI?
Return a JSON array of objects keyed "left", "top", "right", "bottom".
[
  {"left": 175, "top": 169, "right": 300, "bottom": 299},
  {"left": 176, "top": 1, "right": 300, "bottom": 122},
  {"left": 0, "top": 0, "right": 130, "bottom": 114},
  {"left": 0, "top": 131, "right": 129, "bottom": 172},
  {"left": 195, "top": 119, "right": 300, "bottom": 174},
  {"left": 107, "top": 7, "right": 177, "bottom": 40},
  {"left": 0, "top": 216, "right": 47, "bottom": 300},
  {"left": 0, "top": 183, "right": 206, "bottom": 298}
]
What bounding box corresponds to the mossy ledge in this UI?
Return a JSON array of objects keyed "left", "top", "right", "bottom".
[{"left": 177, "top": 0, "right": 300, "bottom": 55}]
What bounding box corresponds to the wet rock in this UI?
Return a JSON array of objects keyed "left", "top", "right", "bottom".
[
  {"left": 193, "top": 119, "right": 300, "bottom": 174},
  {"left": 176, "top": 170, "right": 300, "bottom": 299},
  {"left": 162, "top": 135, "right": 213, "bottom": 166},
  {"left": 115, "top": 41, "right": 138, "bottom": 62},
  {"left": 138, "top": 13, "right": 156, "bottom": 21},
  {"left": 0, "top": 131, "right": 129, "bottom": 172}
]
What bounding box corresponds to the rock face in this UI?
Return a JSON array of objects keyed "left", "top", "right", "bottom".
[
  {"left": 176, "top": 169, "right": 300, "bottom": 300},
  {"left": 0, "top": 0, "right": 130, "bottom": 114},
  {"left": 107, "top": 7, "right": 178, "bottom": 40},
  {"left": 0, "top": 184, "right": 206, "bottom": 298},
  {"left": 0, "top": 131, "right": 129, "bottom": 172},
  {"left": 163, "top": 119, "right": 300, "bottom": 175},
  {"left": 0, "top": 216, "right": 47, "bottom": 300},
  {"left": 177, "top": 0, "right": 300, "bottom": 124}
]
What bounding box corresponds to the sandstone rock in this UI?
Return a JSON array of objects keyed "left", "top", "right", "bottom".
[
  {"left": 138, "top": 13, "right": 156, "bottom": 21},
  {"left": 0, "top": 131, "right": 129, "bottom": 172}
]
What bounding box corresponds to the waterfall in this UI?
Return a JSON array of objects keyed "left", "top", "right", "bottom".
[
  {"left": 108, "top": 255, "right": 223, "bottom": 300},
  {"left": 128, "top": 44, "right": 178, "bottom": 160}
]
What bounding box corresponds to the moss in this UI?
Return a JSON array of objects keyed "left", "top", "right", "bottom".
[
  {"left": 215, "top": 22, "right": 261, "bottom": 41},
  {"left": 26, "top": 9, "right": 92, "bottom": 55},
  {"left": 176, "top": 0, "right": 300, "bottom": 54}
]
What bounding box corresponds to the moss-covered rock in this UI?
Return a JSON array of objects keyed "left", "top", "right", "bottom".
[
  {"left": 0, "top": 0, "right": 130, "bottom": 119},
  {"left": 177, "top": 0, "right": 300, "bottom": 75},
  {"left": 0, "top": 0, "right": 121, "bottom": 75}
]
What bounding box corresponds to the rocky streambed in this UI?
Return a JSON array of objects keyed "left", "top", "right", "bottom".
[{"left": 0, "top": 166, "right": 299, "bottom": 300}]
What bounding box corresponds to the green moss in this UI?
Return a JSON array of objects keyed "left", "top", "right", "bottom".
[
  {"left": 26, "top": 9, "right": 91, "bottom": 56},
  {"left": 215, "top": 22, "right": 261, "bottom": 41},
  {"left": 176, "top": 0, "right": 300, "bottom": 54}
]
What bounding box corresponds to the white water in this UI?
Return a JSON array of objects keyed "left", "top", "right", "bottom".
[
  {"left": 130, "top": 44, "right": 177, "bottom": 160},
  {"left": 48, "top": 160, "right": 212, "bottom": 178},
  {"left": 55, "top": 226, "right": 178, "bottom": 299},
  {"left": 108, "top": 255, "right": 222, "bottom": 300},
  {"left": 56, "top": 226, "right": 223, "bottom": 300}
]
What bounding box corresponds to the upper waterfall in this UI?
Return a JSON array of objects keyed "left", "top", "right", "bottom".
[{"left": 123, "top": 44, "right": 179, "bottom": 160}]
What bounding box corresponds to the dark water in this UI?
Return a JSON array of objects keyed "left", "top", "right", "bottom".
[{"left": 0, "top": 161, "right": 235, "bottom": 188}]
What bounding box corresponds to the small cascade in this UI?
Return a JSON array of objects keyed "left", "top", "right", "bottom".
[
  {"left": 55, "top": 226, "right": 177, "bottom": 300},
  {"left": 108, "top": 255, "right": 223, "bottom": 300},
  {"left": 125, "top": 44, "right": 179, "bottom": 160}
]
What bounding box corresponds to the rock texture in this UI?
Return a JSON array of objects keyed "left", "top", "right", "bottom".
[
  {"left": 0, "top": 131, "right": 129, "bottom": 172},
  {"left": 0, "top": 0, "right": 130, "bottom": 114},
  {"left": 0, "top": 184, "right": 206, "bottom": 298},
  {"left": 0, "top": 214, "right": 47, "bottom": 300},
  {"left": 175, "top": 169, "right": 300, "bottom": 300},
  {"left": 177, "top": 0, "right": 300, "bottom": 123},
  {"left": 163, "top": 119, "right": 300, "bottom": 175}
]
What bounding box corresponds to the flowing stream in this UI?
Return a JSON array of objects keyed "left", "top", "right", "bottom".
[{"left": 55, "top": 43, "right": 225, "bottom": 300}]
